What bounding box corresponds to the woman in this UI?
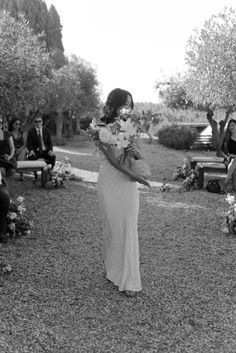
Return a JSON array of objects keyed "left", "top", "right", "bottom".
[
  {"left": 222, "top": 119, "right": 236, "bottom": 191},
  {"left": 9, "top": 118, "right": 27, "bottom": 160},
  {"left": 96, "top": 88, "right": 151, "bottom": 297},
  {"left": 0, "top": 116, "right": 17, "bottom": 186},
  {"left": 9, "top": 118, "right": 27, "bottom": 181}
]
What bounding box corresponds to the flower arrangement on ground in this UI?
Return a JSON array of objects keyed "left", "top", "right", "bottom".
[
  {"left": 88, "top": 116, "right": 151, "bottom": 178},
  {"left": 0, "top": 255, "right": 12, "bottom": 275},
  {"left": 6, "top": 196, "right": 33, "bottom": 238},
  {"left": 45, "top": 157, "right": 72, "bottom": 188},
  {"left": 160, "top": 183, "right": 174, "bottom": 199},
  {"left": 172, "top": 158, "right": 198, "bottom": 191},
  {"left": 222, "top": 194, "right": 236, "bottom": 234}
]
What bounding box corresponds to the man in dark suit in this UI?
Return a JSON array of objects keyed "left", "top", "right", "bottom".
[{"left": 27, "top": 116, "right": 56, "bottom": 172}]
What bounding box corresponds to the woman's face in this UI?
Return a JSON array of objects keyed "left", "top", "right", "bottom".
[
  {"left": 116, "top": 94, "right": 133, "bottom": 117},
  {"left": 228, "top": 121, "right": 236, "bottom": 133},
  {"left": 13, "top": 120, "right": 21, "bottom": 130}
]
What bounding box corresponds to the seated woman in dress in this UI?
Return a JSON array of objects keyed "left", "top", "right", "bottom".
[
  {"left": 9, "top": 118, "right": 27, "bottom": 181},
  {"left": 222, "top": 119, "right": 236, "bottom": 191},
  {"left": 0, "top": 116, "right": 17, "bottom": 187},
  {"left": 9, "top": 118, "right": 27, "bottom": 160},
  {"left": 96, "top": 88, "right": 151, "bottom": 298}
]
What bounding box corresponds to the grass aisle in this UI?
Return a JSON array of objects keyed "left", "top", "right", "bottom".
[{"left": 0, "top": 138, "right": 235, "bottom": 352}]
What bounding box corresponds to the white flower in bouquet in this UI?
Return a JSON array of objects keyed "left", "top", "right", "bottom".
[
  {"left": 90, "top": 118, "right": 97, "bottom": 130},
  {"left": 116, "top": 132, "right": 130, "bottom": 149},
  {"left": 64, "top": 157, "right": 71, "bottom": 172},
  {"left": 222, "top": 193, "right": 236, "bottom": 234},
  {"left": 120, "top": 118, "right": 137, "bottom": 136},
  {"left": 99, "top": 127, "right": 116, "bottom": 145},
  {"left": 226, "top": 194, "right": 235, "bottom": 205},
  {"left": 17, "top": 205, "right": 26, "bottom": 214},
  {"left": 4, "top": 264, "right": 12, "bottom": 272},
  {"left": 16, "top": 196, "right": 24, "bottom": 204},
  {"left": 8, "top": 212, "right": 17, "bottom": 220},
  {"left": 54, "top": 161, "right": 62, "bottom": 173},
  {"left": 8, "top": 222, "right": 15, "bottom": 232},
  {"left": 88, "top": 115, "right": 151, "bottom": 178},
  {"left": 222, "top": 226, "right": 230, "bottom": 234}
]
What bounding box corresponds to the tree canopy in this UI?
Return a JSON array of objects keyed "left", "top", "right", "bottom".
[
  {"left": 41, "top": 55, "right": 100, "bottom": 138},
  {"left": 0, "top": 1, "right": 101, "bottom": 138},
  {"left": 156, "top": 7, "right": 236, "bottom": 155},
  {"left": 0, "top": 11, "right": 50, "bottom": 117},
  {"left": 184, "top": 7, "right": 236, "bottom": 111},
  {"left": 156, "top": 76, "right": 194, "bottom": 110},
  {"left": 0, "top": 0, "right": 66, "bottom": 68}
]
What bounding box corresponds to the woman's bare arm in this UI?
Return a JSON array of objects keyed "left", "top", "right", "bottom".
[
  {"left": 98, "top": 142, "right": 151, "bottom": 189},
  {"left": 6, "top": 136, "right": 15, "bottom": 160}
]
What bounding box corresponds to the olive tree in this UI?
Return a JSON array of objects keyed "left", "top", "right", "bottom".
[
  {"left": 184, "top": 7, "right": 236, "bottom": 155},
  {"left": 0, "top": 11, "right": 51, "bottom": 121},
  {"left": 42, "top": 55, "right": 100, "bottom": 138}
]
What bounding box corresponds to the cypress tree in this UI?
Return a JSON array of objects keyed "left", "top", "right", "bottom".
[
  {"left": 48, "top": 4, "right": 63, "bottom": 51},
  {"left": 0, "top": 0, "right": 65, "bottom": 61},
  {"left": 0, "top": 0, "right": 19, "bottom": 17}
]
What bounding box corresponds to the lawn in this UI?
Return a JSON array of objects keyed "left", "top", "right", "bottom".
[
  {"left": 0, "top": 136, "right": 235, "bottom": 353},
  {"left": 54, "top": 134, "right": 217, "bottom": 182}
]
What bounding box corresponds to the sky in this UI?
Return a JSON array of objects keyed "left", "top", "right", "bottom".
[{"left": 45, "top": 0, "right": 236, "bottom": 103}]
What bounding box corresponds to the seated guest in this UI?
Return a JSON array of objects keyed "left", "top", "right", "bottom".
[
  {"left": 27, "top": 116, "right": 56, "bottom": 180},
  {"left": 0, "top": 173, "right": 10, "bottom": 242},
  {"left": 9, "top": 118, "right": 28, "bottom": 181},
  {"left": 0, "top": 116, "right": 17, "bottom": 186},
  {"left": 222, "top": 119, "right": 236, "bottom": 191},
  {"left": 9, "top": 118, "right": 27, "bottom": 161}
]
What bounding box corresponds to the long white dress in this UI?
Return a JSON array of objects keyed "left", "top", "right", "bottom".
[{"left": 97, "top": 146, "right": 142, "bottom": 292}]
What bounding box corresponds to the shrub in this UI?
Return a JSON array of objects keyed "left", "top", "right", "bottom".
[{"left": 157, "top": 124, "right": 198, "bottom": 150}]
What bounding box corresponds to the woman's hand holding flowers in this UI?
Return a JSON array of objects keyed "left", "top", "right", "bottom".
[{"left": 89, "top": 117, "right": 151, "bottom": 189}]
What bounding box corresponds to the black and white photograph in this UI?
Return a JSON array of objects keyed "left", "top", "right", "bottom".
[{"left": 0, "top": 0, "right": 236, "bottom": 352}]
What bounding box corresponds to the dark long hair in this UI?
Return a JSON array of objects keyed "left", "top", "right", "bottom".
[
  {"left": 100, "top": 88, "right": 134, "bottom": 124},
  {"left": 222, "top": 119, "right": 236, "bottom": 153},
  {"left": 8, "top": 118, "right": 22, "bottom": 133},
  {"left": 224, "top": 119, "right": 236, "bottom": 140}
]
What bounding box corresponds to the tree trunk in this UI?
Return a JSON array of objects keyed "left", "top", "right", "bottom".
[
  {"left": 206, "top": 109, "right": 230, "bottom": 157},
  {"left": 67, "top": 121, "right": 73, "bottom": 137},
  {"left": 56, "top": 111, "right": 63, "bottom": 139},
  {"left": 146, "top": 132, "right": 153, "bottom": 144},
  {"left": 75, "top": 114, "right": 81, "bottom": 134}
]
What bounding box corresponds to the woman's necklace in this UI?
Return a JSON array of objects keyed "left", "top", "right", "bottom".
[{"left": 12, "top": 130, "right": 19, "bottom": 139}]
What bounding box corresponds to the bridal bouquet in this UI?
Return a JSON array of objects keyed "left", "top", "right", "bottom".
[
  {"left": 222, "top": 194, "right": 236, "bottom": 235},
  {"left": 88, "top": 117, "right": 151, "bottom": 178}
]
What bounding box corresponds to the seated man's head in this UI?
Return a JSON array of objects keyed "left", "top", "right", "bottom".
[{"left": 34, "top": 116, "right": 43, "bottom": 128}]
